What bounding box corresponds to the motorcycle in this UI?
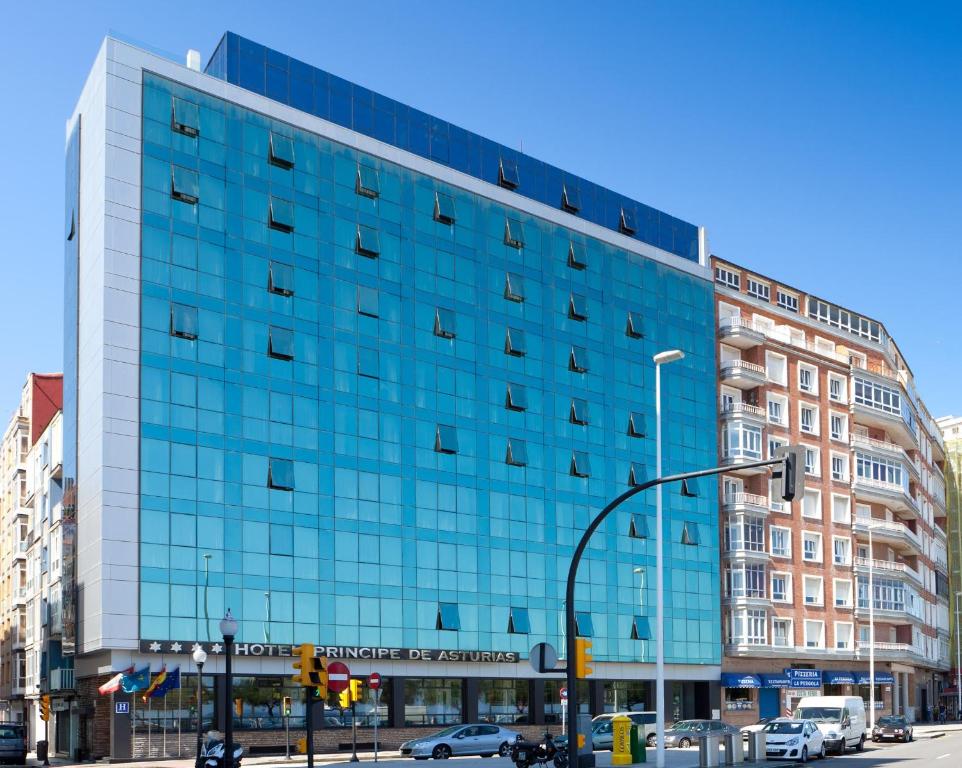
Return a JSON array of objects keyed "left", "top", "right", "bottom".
[
  {"left": 201, "top": 731, "right": 245, "bottom": 768},
  {"left": 511, "top": 732, "right": 568, "bottom": 768}
]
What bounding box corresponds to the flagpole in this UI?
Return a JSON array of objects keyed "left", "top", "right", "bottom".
[
  {"left": 148, "top": 696, "right": 152, "bottom": 758},
  {"left": 132, "top": 694, "right": 137, "bottom": 758},
  {"left": 178, "top": 682, "right": 183, "bottom": 756},
  {"left": 163, "top": 691, "right": 167, "bottom": 757}
]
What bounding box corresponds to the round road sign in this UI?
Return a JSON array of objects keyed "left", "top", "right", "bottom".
[
  {"left": 327, "top": 661, "right": 351, "bottom": 693},
  {"left": 560, "top": 687, "right": 568, "bottom": 700},
  {"left": 369, "top": 672, "right": 381, "bottom": 690}
]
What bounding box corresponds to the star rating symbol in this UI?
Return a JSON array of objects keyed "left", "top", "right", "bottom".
[
  {"left": 170, "top": 642, "right": 183, "bottom": 653},
  {"left": 210, "top": 643, "right": 223, "bottom": 654},
  {"left": 148, "top": 641, "right": 162, "bottom": 652}
]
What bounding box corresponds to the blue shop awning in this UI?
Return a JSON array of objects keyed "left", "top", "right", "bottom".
[
  {"left": 721, "top": 673, "right": 762, "bottom": 688},
  {"left": 855, "top": 671, "right": 895, "bottom": 685},
  {"left": 824, "top": 671, "right": 856, "bottom": 685},
  {"left": 760, "top": 674, "right": 791, "bottom": 688}
]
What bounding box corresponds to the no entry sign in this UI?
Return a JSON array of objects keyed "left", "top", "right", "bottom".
[
  {"left": 369, "top": 672, "right": 381, "bottom": 690},
  {"left": 327, "top": 661, "right": 351, "bottom": 693}
]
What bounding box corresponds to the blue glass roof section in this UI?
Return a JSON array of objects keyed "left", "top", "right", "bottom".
[{"left": 205, "top": 32, "right": 700, "bottom": 263}]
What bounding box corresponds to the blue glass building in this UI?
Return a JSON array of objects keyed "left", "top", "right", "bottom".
[{"left": 66, "top": 33, "right": 720, "bottom": 757}]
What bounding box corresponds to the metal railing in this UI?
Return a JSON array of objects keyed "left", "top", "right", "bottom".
[
  {"left": 50, "top": 668, "right": 75, "bottom": 690},
  {"left": 719, "top": 316, "right": 766, "bottom": 334},
  {"left": 721, "top": 359, "right": 766, "bottom": 376},
  {"left": 724, "top": 491, "right": 769, "bottom": 508},
  {"left": 721, "top": 402, "right": 764, "bottom": 417},
  {"left": 854, "top": 557, "right": 922, "bottom": 584},
  {"left": 852, "top": 516, "right": 921, "bottom": 548}
]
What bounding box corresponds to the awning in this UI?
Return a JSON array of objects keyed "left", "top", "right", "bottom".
[
  {"left": 721, "top": 673, "right": 762, "bottom": 688},
  {"left": 824, "top": 671, "right": 856, "bottom": 685},
  {"left": 760, "top": 674, "right": 791, "bottom": 688},
  {"left": 855, "top": 671, "right": 895, "bottom": 685}
]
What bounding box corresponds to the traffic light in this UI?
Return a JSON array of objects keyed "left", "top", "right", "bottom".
[
  {"left": 575, "top": 637, "right": 593, "bottom": 678},
  {"left": 774, "top": 445, "right": 804, "bottom": 502},
  {"left": 296, "top": 737, "right": 308, "bottom": 754},
  {"left": 349, "top": 678, "right": 363, "bottom": 703},
  {"left": 282, "top": 696, "right": 292, "bottom": 717},
  {"left": 40, "top": 695, "right": 51, "bottom": 721},
  {"left": 234, "top": 698, "right": 243, "bottom": 718},
  {"left": 314, "top": 656, "right": 329, "bottom": 699},
  {"left": 291, "top": 643, "right": 316, "bottom": 686},
  {"left": 338, "top": 688, "right": 351, "bottom": 709}
]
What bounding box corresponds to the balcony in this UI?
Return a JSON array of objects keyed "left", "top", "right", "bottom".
[
  {"left": 722, "top": 491, "right": 770, "bottom": 516},
  {"left": 933, "top": 523, "right": 948, "bottom": 542},
  {"left": 851, "top": 516, "right": 921, "bottom": 556},
  {"left": 720, "top": 401, "right": 766, "bottom": 427},
  {"left": 723, "top": 546, "right": 770, "bottom": 564},
  {"left": 718, "top": 316, "right": 766, "bottom": 349},
  {"left": 720, "top": 359, "right": 767, "bottom": 390},
  {"left": 853, "top": 557, "right": 922, "bottom": 586},
  {"left": 855, "top": 641, "right": 949, "bottom": 669},
  {"left": 852, "top": 401, "right": 918, "bottom": 452},
  {"left": 49, "top": 668, "right": 75, "bottom": 691},
  {"left": 850, "top": 435, "right": 917, "bottom": 478},
  {"left": 9, "top": 626, "right": 24, "bottom": 650},
  {"left": 854, "top": 600, "right": 923, "bottom": 626},
  {"left": 12, "top": 588, "right": 26, "bottom": 606},
  {"left": 852, "top": 475, "right": 919, "bottom": 518}
]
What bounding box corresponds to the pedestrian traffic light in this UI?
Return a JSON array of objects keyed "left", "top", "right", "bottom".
[
  {"left": 575, "top": 638, "right": 593, "bottom": 678},
  {"left": 291, "top": 643, "right": 316, "bottom": 686},
  {"left": 296, "top": 737, "right": 308, "bottom": 754},
  {"left": 350, "top": 678, "right": 363, "bottom": 703},
  {"left": 282, "top": 696, "right": 292, "bottom": 717},
  {"left": 774, "top": 445, "right": 804, "bottom": 502},
  {"left": 40, "top": 695, "right": 51, "bottom": 721}
]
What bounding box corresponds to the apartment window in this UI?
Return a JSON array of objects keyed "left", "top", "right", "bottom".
[
  {"left": 800, "top": 404, "right": 818, "bottom": 434},
  {"left": 814, "top": 337, "right": 835, "bottom": 357},
  {"left": 772, "top": 619, "right": 793, "bottom": 648},
  {"left": 828, "top": 373, "right": 847, "bottom": 403},
  {"left": 268, "top": 327, "right": 294, "bottom": 360},
  {"left": 561, "top": 185, "right": 581, "bottom": 213},
  {"left": 169, "top": 303, "right": 198, "bottom": 340},
  {"left": 804, "top": 447, "right": 820, "bottom": 476},
  {"left": 575, "top": 612, "right": 594, "bottom": 637},
  {"left": 715, "top": 266, "right": 740, "bottom": 290},
  {"left": 434, "top": 192, "right": 456, "bottom": 224},
  {"left": 747, "top": 278, "right": 770, "bottom": 301},
  {"left": 357, "top": 348, "right": 379, "bottom": 379},
  {"left": 830, "top": 412, "right": 847, "bottom": 441},
  {"left": 437, "top": 603, "right": 461, "bottom": 630},
  {"left": 725, "top": 518, "right": 764, "bottom": 552},
  {"left": 267, "top": 458, "right": 294, "bottom": 491},
  {"left": 766, "top": 352, "right": 787, "bottom": 386},
  {"left": 854, "top": 377, "right": 901, "bottom": 415},
  {"left": 568, "top": 242, "right": 587, "bottom": 270},
  {"left": 505, "top": 438, "right": 528, "bottom": 467},
  {"left": 834, "top": 580, "right": 853, "bottom": 608},
  {"left": 568, "top": 293, "right": 589, "bottom": 321},
  {"left": 723, "top": 423, "right": 762, "bottom": 461},
  {"left": 770, "top": 527, "right": 791, "bottom": 558},
  {"left": 803, "top": 576, "right": 824, "bottom": 606},
  {"left": 508, "top": 607, "right": 531, "bottom": 634},
  {"left": 681, "top": 521, "right": 700, "bottom": 546},
  {"left": 776, "top": 289, "right": 798, "bottom": 312},
  {"left": 728, "top": 609, "right": 768, "bottom": 646},
  {"left": 803, "top": 532, "right": 823, "bottom": 563},
  {"left": 831, "top": 453, "right": 848, "bottom": 482},
  {"left": 832, "top": 494, "right": 851, "bottom": 524},
  {"left": 504, "top": 327, "right": 527, "bottom": 356},
  {"left": 625, "top": 311, "right": 644, "bottom": 338},
  {"left": 505, "top": 383, "right": 528, "bottom": 412},
  {"left": 434, "top": 308, "right": 457, "bottom": 339},
  {"left": 627, "top": 411, "right": 646, "bottom": 438},
  {"left": 802, "top": 489, "right": 820, "bottom": 520},
  {"left": 356, "top": 224, "right": 380, "bottom": 257},
  {"left": 857, "top": 575, "right": 905, "bottom": 611},
  {"left": 619, "top": 207, "right": 636, "bottom": 235},
  {"left": 768, "top": 436, "right": 787, "bottom": 461},
  {"left": 570, "top": 451, "right": 591, "bottom": 478},
  {"left": 170, "top": 165, "right": 199, "bottom": 204},
  {"left": 631, "top": 616, "right": 651, "bottom": 640},
  {"left": 771, "top": 573, "right": 791, "bottom": 602},
  {"left": 569, "top": 346, "right": 589, "bottom": 373},
  {"left": 833, "top": 537, "right": 851, "bottom": 565},
  {"left": 767, "top": 395, "right": 787, "bottom": 426},
  {"left": 834, "top": 622, "right": 853, "bottom": 650},
  {"left": 726, "top": 564, "right": 766, "bottom": 598},
  {"left": 804, "top": 620, "right": 825, "bottom": 648},
  {"left": 268, "top": 197, "right": 294, "bottom": 232},
  {"left": 855, "top": 452, "right": 903, "bottom": 486},
  {"left": 356, "top": 164, "right": 380, "bottom": 198},
  {"left": 798, "top": 363, "right": 817, "bottom": 394},
  {"left": 171, "top": 97, "right": 199, "bottom": 137},
  {"left": 269, "top": 133, "right": 295, "bottom": 169},
  {"left": 499, "top": 157, "right": 519, "bottom": 189},
  {"left": 570, "top": 398, "right": 589, "bottom": 425},
  {"left": 268, "top": 262, "right": 294, "bottom": 297},
  {"left": 357, "top": 286, "right": 379, "bottom": 317},
  {"left": 435, "top": 425, "right": 458, "bottom": 454},
  {"left": 504, "top": 272, "right": 525, "bottom": 302}
]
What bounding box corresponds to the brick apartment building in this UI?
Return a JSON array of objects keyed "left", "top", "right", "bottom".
[{"left": 712, "top": 258, "right": 950, "bottom": 726}]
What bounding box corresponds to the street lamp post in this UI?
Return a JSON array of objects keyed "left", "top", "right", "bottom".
[
  {"left": 868, "top": 526, "right": 876, "bottom": 729},
  {"left": 220, "top": 610, "right": 238, "bottom": 768},
  {"left": 193, "top": 646, "right": 207, "bottom": 768},
  {"left": 955, "top": 591, "right": 961, "bottom": 719},
  {"left": 654, "top": 349, "right": 684, "bottom": 768}
]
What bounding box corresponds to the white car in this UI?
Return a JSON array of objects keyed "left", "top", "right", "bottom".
[{"left": 763, "top": 718, "right": 825, "bottom": 762}]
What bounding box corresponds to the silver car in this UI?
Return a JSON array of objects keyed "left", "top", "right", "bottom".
[
  {"left": 400, "top": 724, "right": 521, "bottom": 759},
  {"left": 663, "top": 720, "right": 740, "bottom": 748}
]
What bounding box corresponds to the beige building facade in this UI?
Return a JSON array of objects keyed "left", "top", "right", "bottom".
[{"left": 713, "top": 258, "right": 950, "bottom": 726}]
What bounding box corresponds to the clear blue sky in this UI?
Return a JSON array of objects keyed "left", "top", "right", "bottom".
[{"left": 2, "top": 1, "right": 960, "bottom": 416}]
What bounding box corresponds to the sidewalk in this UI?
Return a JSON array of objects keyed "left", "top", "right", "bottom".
[{"left": 911, "top": 722, "right": 962, "bottom": 738}]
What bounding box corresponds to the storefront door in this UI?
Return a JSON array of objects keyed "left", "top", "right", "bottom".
[{"left": 759, "top": 689, "right": 779, "bottom": 719}]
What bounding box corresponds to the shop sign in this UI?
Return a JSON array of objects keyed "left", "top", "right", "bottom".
[{"left": 785, "top": 669, "right": 822, "bottom": 688}]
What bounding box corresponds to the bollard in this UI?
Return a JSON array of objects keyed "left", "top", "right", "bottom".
[
  {"left": 746, "top": 732, "right": 766, "bottom": 763},
  {"left": 723, "top": 732, "right": 744, "bottom": 765},
  {"left": 699, "top": 735, "right": 721, "bottom": 768}
]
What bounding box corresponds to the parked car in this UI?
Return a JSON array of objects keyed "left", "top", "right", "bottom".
[
  {"left": 793, "top": 696, "right": 866, "bottom": 754},
  {"left": 0, "top": 724, "right": 26, "bottom": 765},
  {"left": 400, "top": 724, "right": 521, "bottom": 759},
  {"left": 741, "top": 717, "right": 775, "bottom": 741},
  {"left": 663, "top": 720, "right": 740, "bottom": 749},
  {"left": 763, "top": 718, "right": 824, "bottom": 762},
  {"left": 591, "top": 712, "right": 658, "bottom": 747},
  {"left": 872, "top": 715, "right": 913, "bottom": 743}
]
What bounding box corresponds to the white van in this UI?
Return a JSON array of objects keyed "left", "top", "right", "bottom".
[{"left": 793, "top": 696, "right": 866, "bottom": 754}]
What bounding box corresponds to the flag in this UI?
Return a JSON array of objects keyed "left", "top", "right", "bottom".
[
  {"left": 142, "top": 666, "right": 167, "bottom": 701},
  {"left": 121, "top": 665, "right": 151, "bottom": 693},
  {"left": 151, "top": 667, "right": 181, "bottom": 699},
  {"left": 99, "top": 666, "right": 134, "bottom": 696}
]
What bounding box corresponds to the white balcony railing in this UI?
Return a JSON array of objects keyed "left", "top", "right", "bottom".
[
  {"left": 852, "top": 515, "right": 921, "bottom": 548},
  {"left": 724, "top": 491, "right": 769, "bottom": 508},
  {"left": 721, "top": 402, "right": 765, "bottom": 417},
  {"left": 722, "top": 359, "right": 766, "bottom": 376},
  {"left": 854, "top": 557, "right": 922, "bottom": 585}
]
